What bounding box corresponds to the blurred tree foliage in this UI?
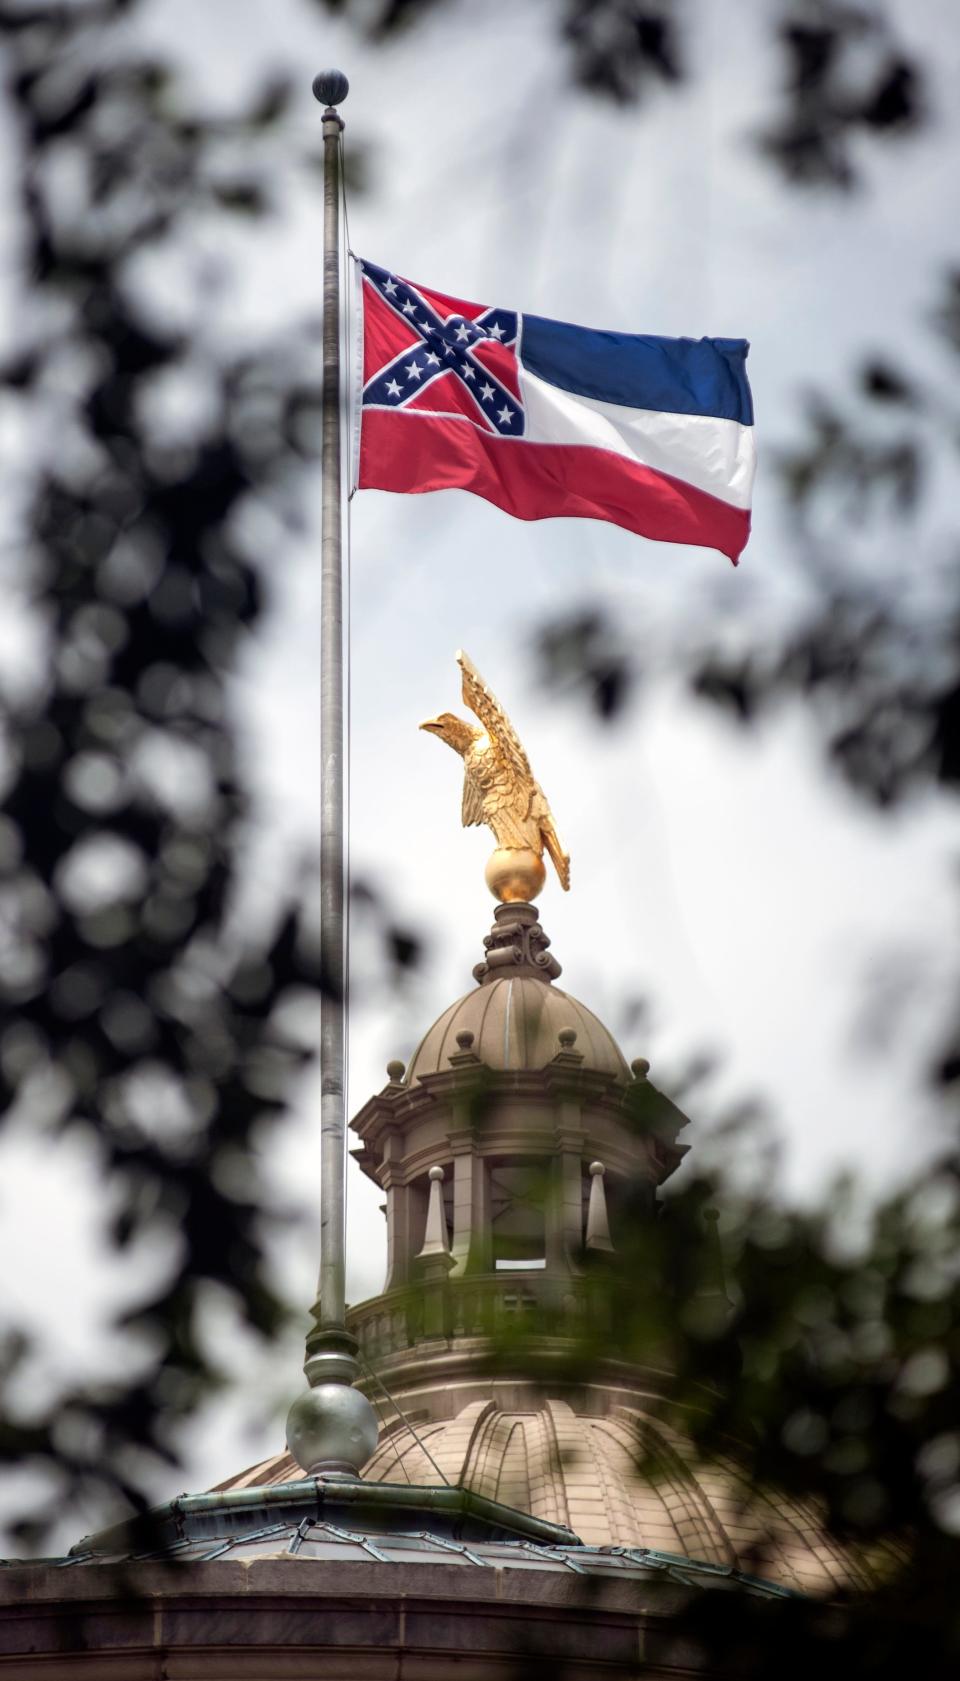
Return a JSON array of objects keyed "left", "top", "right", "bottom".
[
  {"left": 484, "top": 1132, "right": 960, "bottom": 1676},
  {"left": 323, "top": 0, "right": 924, "bottom": 184},
  {"left": 0, "top": 6, "right": 956, "bottom": 1675}
]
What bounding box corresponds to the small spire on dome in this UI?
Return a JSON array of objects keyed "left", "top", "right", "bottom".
[
  {"left": 417, "top": 1164, "right": 455, "bottom": 1283},
  {"left": 585, "top": 1160, "right": 615, "bottom": 1253}
]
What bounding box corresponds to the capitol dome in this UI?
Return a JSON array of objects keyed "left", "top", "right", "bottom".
[
  {"left": 361, "top": 1397, "right": 894, "bottom": 1596},
  {"left": 209, "top": 900, "right": 897, "bottom": 1604},
  {"left": 220, "top": 1393, "right": 895, "bottom": 1599},
  {"left": 192, "top": 896, "right": 903, "bottom": 1621}
]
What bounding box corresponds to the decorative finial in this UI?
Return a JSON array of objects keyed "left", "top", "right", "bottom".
[
  {"left": 417, "top": 1165, "right": 454, "bottom": 1275},
  {"left": 420, "top": 650, "right": 570, "bottom": 903},
  {"left": 552, "top": 1022, "right": 583, "bottom": 1065},
  {"left": 285, "top": 1377, "right": 378, "bottom": 1477},
  {"left": 386, "top": 1058, "right": 406, "bottom": 1084},
  {"left": 585, "top": 1160, "right": 615, "bottom": 1252},
  {"left": 455, "top": 1030, "right": 475, "bottom": 1051},
  {"left": 473, "top": 901, "right": 562, "bottom": 985},
  {"left": 631, "top": 1056, "right": 650, "bottom": 1080},
  {"left": 312, "top": 70, "right": 349, "bottom": 107}
]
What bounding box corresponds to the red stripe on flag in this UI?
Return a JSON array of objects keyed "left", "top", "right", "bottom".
[{"left": 359, "top": 410, "right": 749, "bottom": 563}]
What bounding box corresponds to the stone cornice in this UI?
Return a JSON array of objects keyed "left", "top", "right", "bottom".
[{"left": 351, "top": 1061, "right": 689, "bottom": 1184}]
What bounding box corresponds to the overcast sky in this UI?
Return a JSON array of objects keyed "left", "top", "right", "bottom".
[{"left": 2, "top": 0, "right": 959, "bottom": 1532}]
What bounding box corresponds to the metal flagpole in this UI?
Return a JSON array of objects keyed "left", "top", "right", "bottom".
[
  {"left": 316, "top": 70, "right": 348, "bottom": 1340},
  {"left": 284, "top": 70, "right": 378, "bottom": 1479}
]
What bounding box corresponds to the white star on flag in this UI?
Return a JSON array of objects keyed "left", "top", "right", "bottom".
[
  {"left": 497, "top": 404, "right": 513, "bottom": 424},
  {"left": 402, "top": 299, "right": 416, "bottom": 315},
  {"left": 425, "top": 352, "right": 440, "bottom": 367},
  {"left": 488, "top": 322, "right": 504, "bottom": 339},
  {"left": 461, "top": 362, "right": 475, "bottom": 380},
  {"left": 383, "top": 278, "right": 398, "bottom": 296},
  {"left": 455, "top": 322, "right": 470, "bottom": 342},
  {"left": 479, "top": 383, "right": 495, "bottom": 402},
  {"left": 385, "top": 379, "right": 401, "bottom": 397},
  {"left": 405, "top": 361, "right": 422, "bottom": 381}
]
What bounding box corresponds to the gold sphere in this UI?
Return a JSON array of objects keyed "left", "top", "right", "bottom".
[{"left": 485, "top": 848, "right": 546, "bottom": 904}]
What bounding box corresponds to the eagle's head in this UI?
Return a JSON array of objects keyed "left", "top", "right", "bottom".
[{"left": 419, "top": 711, "right": 479, "bottom": 756}]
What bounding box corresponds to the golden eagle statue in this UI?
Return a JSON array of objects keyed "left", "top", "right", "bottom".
[{"left": 420, "top": 651, "right": 570, "bottom": 903}]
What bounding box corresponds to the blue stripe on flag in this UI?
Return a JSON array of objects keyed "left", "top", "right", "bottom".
[{"left": 520, "top": 315, "right": 754, "bottom": 425}]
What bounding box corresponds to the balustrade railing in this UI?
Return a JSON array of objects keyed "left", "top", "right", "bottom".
[{"left": 346, "top": 1269, "right": 601, "bottom": 1364}]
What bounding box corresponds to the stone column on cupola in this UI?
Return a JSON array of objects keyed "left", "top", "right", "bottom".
[
  {"left": 547, "top": 1026, "right": 587, "bottom": 1271},
  {"left": 379, "top": 1059, "right": 417, "bottom": 1292},
  {"left": 446, "top": 1030, "right": 491, "bottom": 1277}
]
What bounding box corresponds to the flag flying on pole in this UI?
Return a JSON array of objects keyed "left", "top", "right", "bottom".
[{"left": 354, "top": 259, "right": 755, "bottom": 564}]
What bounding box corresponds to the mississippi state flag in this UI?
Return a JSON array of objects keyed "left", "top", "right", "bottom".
[{"left": 355, "top": 259, "right": 755, "bottom": 564}]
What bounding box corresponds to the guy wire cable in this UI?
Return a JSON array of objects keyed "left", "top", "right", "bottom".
[
  {"left": 360, "top": 1356, "right": 452, "bottom": 1487},
  {"left": 366, "top": 1382, "right": 414, "bottom": 1485}
]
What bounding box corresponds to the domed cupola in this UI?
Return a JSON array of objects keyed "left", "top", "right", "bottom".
[
  {"left": 348, "top": 901, "right": 688, "bottom": 1304},
  {"left": 404, "top": 904, "right": 631, "bottom": 1085}
]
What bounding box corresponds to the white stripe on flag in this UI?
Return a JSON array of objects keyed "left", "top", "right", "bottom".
[{"left": 518, "top": 365, "right": 756, "bottom": 510}]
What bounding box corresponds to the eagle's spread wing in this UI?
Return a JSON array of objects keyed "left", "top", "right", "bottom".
[
  {"left": 458, "top": 651, "right": 533, "bottom": 798},
  {"left": 461, "top": 768, "right": 485, "bottom": 828}
]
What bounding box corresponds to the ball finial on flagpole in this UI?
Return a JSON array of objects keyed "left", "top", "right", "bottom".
[{"left": 312, "top": 70, "right": 349, "bottom": 108}]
